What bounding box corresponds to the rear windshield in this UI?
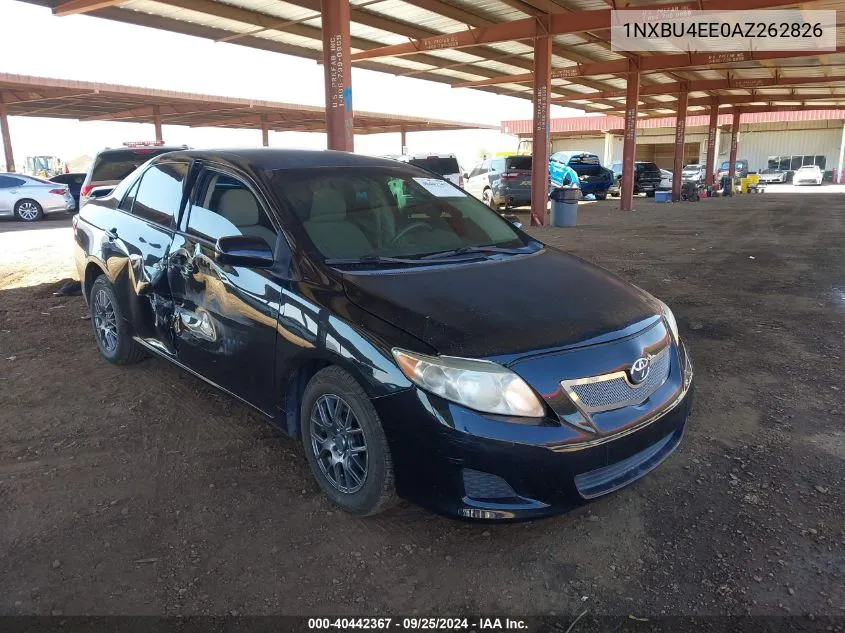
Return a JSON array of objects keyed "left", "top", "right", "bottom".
[
  {"left": 90, "top": 149, "right": 174, "bottom": 183},
  {"left": 636, "top": 163, "right": 661, "bottom": 174},
  {"left": 504, "top": 156, "right": 532, "bottom": 171},
  {"left": 407, "top": 156, "right": 460, "bottom": 176},
  {"left": 568, "top": 154, "right": 601, "bottom": 166}
]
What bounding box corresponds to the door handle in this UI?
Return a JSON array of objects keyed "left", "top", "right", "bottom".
[
  {"left": 169, "top": 249, "right": 198, "bottom": 276},
  {"left": 105, "top": 227, "right": 118, "bottom": 241}
]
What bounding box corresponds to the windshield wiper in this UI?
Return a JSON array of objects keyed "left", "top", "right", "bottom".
[
  {"left": 324, "top": 255, "right": 432, "bottom": 266},
  {"left": 418, "top": 245, "right": 534, "bottom": 261}
]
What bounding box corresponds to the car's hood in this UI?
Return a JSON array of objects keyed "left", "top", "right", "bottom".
[{"left": 341, "top": 248, "right": 661, "bottom": 358}]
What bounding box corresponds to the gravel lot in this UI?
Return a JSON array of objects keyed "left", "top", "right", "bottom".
[{"left": 1, "top": 191, "right": 843, "bottom": 619}]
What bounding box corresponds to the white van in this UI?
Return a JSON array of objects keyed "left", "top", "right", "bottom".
[{"left": 394, "top": 153, "right": 463, "bottom": 188}]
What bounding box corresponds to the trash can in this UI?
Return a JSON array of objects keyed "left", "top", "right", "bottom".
[
  {"left": 549, "top": 187, "right": 581, "bottom": 227},
  {"left": 720, "top": 176, "right": 733, "bottom": 196}
]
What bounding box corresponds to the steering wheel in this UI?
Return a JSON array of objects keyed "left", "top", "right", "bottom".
[{"left": 391, "top": 221, "right": 433, "bottom": 244}]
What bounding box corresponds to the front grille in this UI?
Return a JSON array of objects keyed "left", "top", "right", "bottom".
[{"left": 562, "top": 345, "right": 671, "bottom": 414}]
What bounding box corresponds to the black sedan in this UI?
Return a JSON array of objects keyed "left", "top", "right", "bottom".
[{"left": 73, "top": 149, "right": 694, "bottom": 520}]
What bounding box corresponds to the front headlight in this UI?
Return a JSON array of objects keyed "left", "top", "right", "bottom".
[
  {"left": 659, "top": 300, "right": 680, "bottom": 344},
  {"left": 392, "top": 349, "right": 545, "bottom": 418}
]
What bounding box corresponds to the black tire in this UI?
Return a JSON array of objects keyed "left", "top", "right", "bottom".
[
  {"left": 89, "top": 276, "right": 146, "bottom": 365},
  {"left": 646, "top": 190, "right": 655, "bottom": 198},
  {"left": 14, "top": 199, "right": 43, "bottom": 222},
  {"left": 594, "top": 193, "right": 607, "bottom": 201},
  {"left": 301, "top": 366, "right": 396, "bottom": 516}
]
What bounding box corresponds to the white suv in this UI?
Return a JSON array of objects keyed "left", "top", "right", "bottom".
[{"left": 793, "top": 165, "right": 823, "bottom": 186}]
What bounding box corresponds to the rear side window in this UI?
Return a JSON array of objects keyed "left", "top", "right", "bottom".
[
  {"left": 407, "top": 156, "right": 460, "bottom": 176},
  {"left": 0, "top": 175, "right": 25, "bottom": 188},
  {"left": 90, "top": 149, "right": 173, "bottom": 183},
  {"left": 505, "top": 156, "right": 532, "bottom": 171},
  {"left": 132, "top": 162, "right": 189, "bottom": 227}
]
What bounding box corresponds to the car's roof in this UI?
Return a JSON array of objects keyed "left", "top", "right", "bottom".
[
  {"left": 150, "top": 148, "right": 421, "bottom": 172},
  {"left": 96, "top": 145, "right": 187, "bottom": 156}
]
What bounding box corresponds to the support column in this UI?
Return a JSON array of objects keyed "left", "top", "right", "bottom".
[
  {"left": 400, "top": 127, "right": 407, "bottom": 154},
  {"left": 261, "top": 115, "right": 270, "bottom": 147},
  {"left": 705, "top": 103, "right": 719, "bottom": 186},
  {"left": 0, "top": 98, "right": 15, "bottom": 172},
  {"left": 603, "top": 131, "right": 613, "bottom": 168},
  {"left": 153, "top": 105, "right": 163, "bottom": 143},
  {"left": 321, "top": 0, "right": 353, "bottom": 151},
  {"left": 529, "top": 32, "right": 552, "bottom": 226},
  {"left": 671, "top": 92, "right": 688, "bottom": 202},
  {"left": 836, "top": 121, "right": 845, "bottom": 184},
  {"left": 620, "top": 71, "right": 640, "bottom": 212},
  {"left": 728, "top": 108, "right": 740, "bottom": 181}
]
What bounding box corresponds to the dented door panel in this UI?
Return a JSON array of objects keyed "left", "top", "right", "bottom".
[{"left": 167, "top": 233, "right": 280, "bottom": 414}]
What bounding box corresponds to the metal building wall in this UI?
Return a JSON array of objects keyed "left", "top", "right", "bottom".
[
  {"left": 550, "top": 137, "right": 606, "bottom": 157},
  {"left": 716, "top": 127, "right": 842, "bottom": 172}
]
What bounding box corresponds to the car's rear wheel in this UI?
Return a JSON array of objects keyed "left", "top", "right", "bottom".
[
  {"left": 595, "top": 193, "right": 607, "bottom": 200},
  {"left": 301, "top": 366, "right": 396, "bottom": 516},
  {"left": 481, "top": 188, "right": 495, "bottom": 209},
  {"left": 14, "top": 199, "right": 43, "bottom": 222},
  {"left": 89, "top": 276, "right": 146, "bottom": 365}
]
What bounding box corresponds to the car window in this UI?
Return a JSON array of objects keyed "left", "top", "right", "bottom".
[
  {"left": 505, "top": 156, "right": 532, "bottom": 171},
  {"left": 568, "top": 153, "right": 601, "bottom": 166},
  {"left": 406, "top": 156, "right": 460, "bottom": 176},
  {"left": 118, "top": 177, "right": 141, "bottom": 213},
  {"left": 0, "top": 175, "right": 26, "bottom": 188},
  {"left": 131, "top": 162, "right": 189, "bottom": 227},
  {"left": 185, "top": 171, "right": 277, "bottom": 248},
  {"left": 271, "top": 167, "right": 531, "bottom": 260},
  {"left": 89, "top": 148, "right": 175, "bottom": 183}
]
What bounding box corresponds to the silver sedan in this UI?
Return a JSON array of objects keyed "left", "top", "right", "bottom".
[{"left": 0, "top": 173, "right": 76, "bottom": 222}]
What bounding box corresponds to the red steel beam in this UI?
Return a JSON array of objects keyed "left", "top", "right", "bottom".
[
  {"left": 672, "top": 92, "right": 688, "bottom": 202},
  {"left": 261, "top": 114, "right": 269, "bottom": 147},
  {"left": 621, "top": 73, "right": 640, "bottom": 212},
  {"left": 0, "top": 98, "right": 14, "bottom": 172},
  {"left": 453, "top": 47, "right": 845, "bottom": 89},
  {"left": 530, "top": 32, "right": 552, "bottom": 227},
  {"left": 552, "top": 74, "right": 845, "bottom": 103},
  {"left": 728, "top": 109, "right": 741, "bottom": 181},
  {"left": 321, "top": 0, "right": 353, "bottom": 151},
  {"left": 705, "top": 103, "right": 719, "bottom": 187},
  {"left": 349, "top": 0, "right": 811, "bottom": 62}
]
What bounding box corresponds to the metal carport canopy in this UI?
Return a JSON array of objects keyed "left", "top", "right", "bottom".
[{"left": 12, "top": 0, "right": 845, "bottom": 219}]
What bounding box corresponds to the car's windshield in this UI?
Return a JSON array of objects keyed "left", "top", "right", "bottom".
[
  {"left": 720, "top": 161, "right": 746, "bottom": 170},
  {"left": 271, "top": 167, "right": 535, "bottom": 262}
]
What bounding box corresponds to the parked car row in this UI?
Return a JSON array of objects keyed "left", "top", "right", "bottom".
[{"left": 0, "top": 172, "right": 76, "bottom": 220}]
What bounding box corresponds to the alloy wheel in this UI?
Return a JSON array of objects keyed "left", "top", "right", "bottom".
[
  {"left": 17, "top": 201, "right": 40, "bottom": 221},
  {"left": 309, "top": 394, "right": 368, "bottom": 494},
  {"left": 92, "top": 288, "right": 118, "bottom": 354}
]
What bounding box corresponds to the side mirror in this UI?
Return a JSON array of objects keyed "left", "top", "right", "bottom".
[
  {"left": 462, "top": 171, "right": 469, "bottom": 179},
  {"left": 215, "top": 234, "right": 274, "bottom": 268}
]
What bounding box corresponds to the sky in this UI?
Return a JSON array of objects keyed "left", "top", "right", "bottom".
[{"left": 0, "top": 0, "right": 580, "bottom": 171}]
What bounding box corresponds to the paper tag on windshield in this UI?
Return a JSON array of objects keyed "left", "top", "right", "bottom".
[{"left": 413, "top": 177, "right": 466, "bottom": 198}]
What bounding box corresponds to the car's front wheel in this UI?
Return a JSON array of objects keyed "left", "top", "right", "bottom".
[
  {"left": 14, "top": 199, "right": 43, "bottom": 222},
  {"left": 481, "top": 188, "right": 496, "bottom": 209},
  {"left": 301, "top": 366, "right": 396, "bottom": 516},
  {"left": 89, "top": 276, "right": 146, "bottom": 365}
]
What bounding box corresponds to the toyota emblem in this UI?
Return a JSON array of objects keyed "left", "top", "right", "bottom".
[{"left": 628, "top": 357, "right": 651, "bottom": 385}]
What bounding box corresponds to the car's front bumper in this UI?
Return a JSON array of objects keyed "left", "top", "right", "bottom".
[{"left": 374, "top": 366, "right": 694, "bottom": 520}]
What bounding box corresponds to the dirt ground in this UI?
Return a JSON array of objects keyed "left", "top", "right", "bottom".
[{"left": 1, "top": 192, "right": 843, "bottom": 619}]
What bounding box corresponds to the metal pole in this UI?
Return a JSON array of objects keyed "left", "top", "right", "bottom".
[
  {"left": 671, "top": 92, "right": 688, "bottom": 202},
  {"left": 620, "top": 70, "right": 640, "bottom": 212},
  {"left": 153, "top": 105, "right": 163, "bottom": 143},
  {"left": 0, "top": 99, "right": 15, "bottom": 172},
  {"left": 529, "top": 32, "right": 552, "bottom": 226},
  {"left": 321, "top": 0, "right": 354, "bottom": 151},
  {"left": 728, "top": 108, "right": 740, "bottom": 181},
  {"left": 261, "top": 115, "right": 270, "bottom": 147},
  {"left": 837, "top": 121, "right": 845, "bottom": 184},
  {"left": 400, "top": 127, "right": 407, "bottom": 154},
  {"left": 705, "top": 103, "right": 719, "bottom": 186},
  {"left": 603, "top": 132, "right": 613, "bottom": 167}
]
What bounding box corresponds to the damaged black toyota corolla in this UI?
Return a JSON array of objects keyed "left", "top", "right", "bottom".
[{"left": 74, "top": 149, "right": 694, "bottom": 520}]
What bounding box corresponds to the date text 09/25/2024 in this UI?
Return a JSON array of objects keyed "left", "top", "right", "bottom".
[{"left": 308, "top": 618, "right": 528, "bottom": 630}]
